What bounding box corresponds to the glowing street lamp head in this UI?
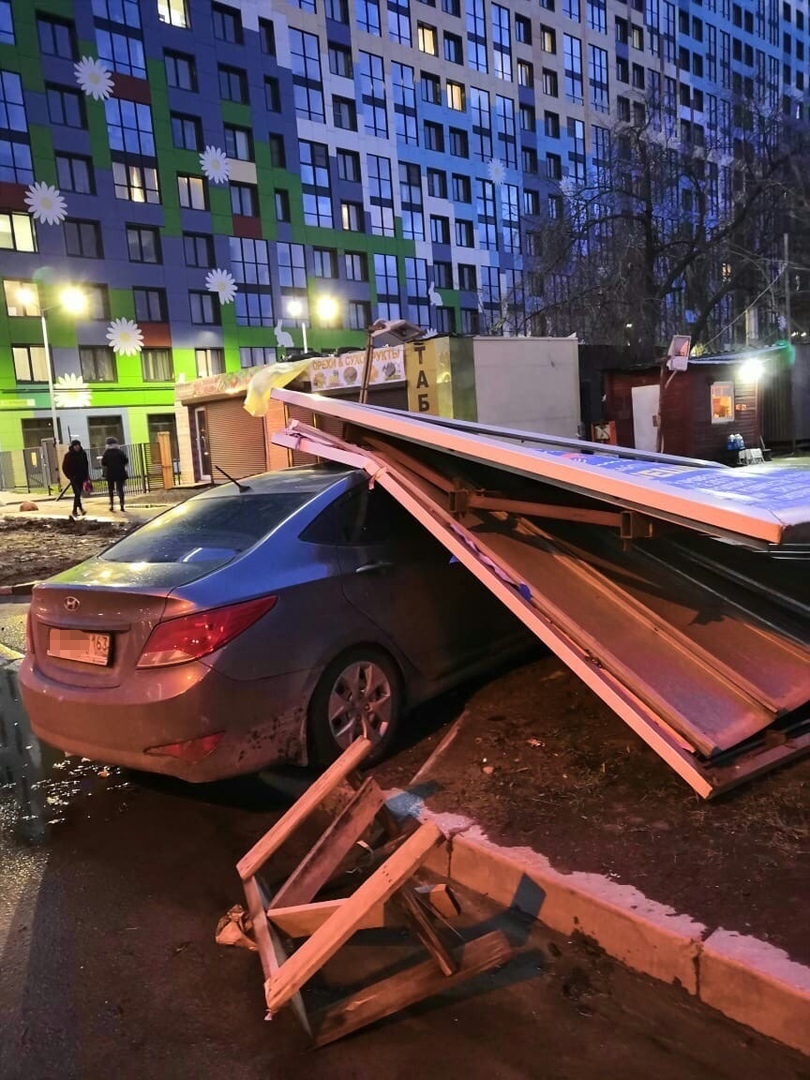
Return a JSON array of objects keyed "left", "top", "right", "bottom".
[
  {"left": 60, "top": 286, "right": 87, "bottom": 314},
  {"left": 16, "top": 285, "right": 37, "bottom": 307},
  {"left": 286, "top": 299, "right": 304, "bottom": 319},
  {"left": 315, "top": 295, "right": 338, "bottom": 323},
  {"left": 738, "top": 357, "right": 764, "bottom": 383}
]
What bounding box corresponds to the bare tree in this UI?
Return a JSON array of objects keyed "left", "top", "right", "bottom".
[{"left": 513, "top": 93, "right": 810, "bottom": 353}]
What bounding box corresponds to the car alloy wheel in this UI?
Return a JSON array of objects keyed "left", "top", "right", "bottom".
[
  {"left": 327, "top": 659, "right": 392, "bottom": 749},
  {"left": 308, "top": 647, "right": 402, "bottom": 767}
]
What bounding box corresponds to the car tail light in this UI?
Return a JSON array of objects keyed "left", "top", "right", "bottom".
[
  {"left": 137, "top": 596, "right": 277, "bottom": 668},
  {"left": 145, "top": 732, "right": 225, "bottom": 761}
]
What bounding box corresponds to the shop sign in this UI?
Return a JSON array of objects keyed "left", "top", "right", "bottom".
[{"left": 308, "top": 345, "right": 404, "bottom": 391}]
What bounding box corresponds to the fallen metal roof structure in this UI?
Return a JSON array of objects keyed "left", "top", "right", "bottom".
[{"left": 271, "top": 388, "right": 810, "bottom": 797}]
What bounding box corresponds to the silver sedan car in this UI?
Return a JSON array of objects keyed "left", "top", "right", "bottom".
[{"left": 20, "top": 465, "right": 527, "bottom": 781}]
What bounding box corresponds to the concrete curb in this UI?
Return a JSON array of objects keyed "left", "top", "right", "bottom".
[
  {"left": 387, "top": 796, "right": 810, "bottom": 1056},
  {"left": 0, "top": 582, "right": 38, "bottom": 596}
]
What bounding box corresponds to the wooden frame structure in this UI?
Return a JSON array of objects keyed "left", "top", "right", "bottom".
[{"left": 236, "top": 737, "right": 512, "bottom": 1046}]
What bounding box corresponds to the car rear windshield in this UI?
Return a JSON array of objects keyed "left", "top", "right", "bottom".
[{"left": 99, "top": 493, "right": 313, "bottom": 569}]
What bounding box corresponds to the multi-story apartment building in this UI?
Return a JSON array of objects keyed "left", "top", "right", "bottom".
[{"left": 0, "top": 0, "right": 807, "bottom": 454}]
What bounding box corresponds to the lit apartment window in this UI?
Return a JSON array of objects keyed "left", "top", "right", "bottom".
[
  {"left": 418, "top": 22, "right": 438, "bottom": 53},
  {"left": 158, "top": 0, "right": 189, "bottom": 29}
]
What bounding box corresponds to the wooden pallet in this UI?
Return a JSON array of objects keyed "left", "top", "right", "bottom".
[{"left": 235, "top": 737, "right": 513, "bottom": 1045}]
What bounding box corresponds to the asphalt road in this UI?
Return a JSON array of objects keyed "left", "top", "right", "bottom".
[
  {"left": 0, "top": 598, "right": 28, "bottom": 655},
  {"left": 1, "top": 759, "right": 807, "bottom": 1080}
]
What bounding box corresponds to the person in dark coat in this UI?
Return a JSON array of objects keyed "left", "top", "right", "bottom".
[
  {"left": 62, "top": 439, "right": 90, "bottom": 517},
  {"left": 101, "top": 437, "right": 128, "bottom": 512}
]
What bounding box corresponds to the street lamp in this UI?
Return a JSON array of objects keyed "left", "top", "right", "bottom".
[
  {"left": 17, "top": 284, "right": 87, "bottom": 451},
  {"left": 286, "top": 298, "right": 308, "bottom": 353},
  {"left": 314, "top": 294, "right": 339, "bottom": 325}
]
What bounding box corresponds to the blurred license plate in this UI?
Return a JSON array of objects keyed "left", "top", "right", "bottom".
[{"left": 48, "top": 628, "right": 111, "bottom": 667}]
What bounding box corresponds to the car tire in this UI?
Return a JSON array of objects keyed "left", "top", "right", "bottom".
[{"left": 307, "top": 646, "right": 402, "bottom": 768}]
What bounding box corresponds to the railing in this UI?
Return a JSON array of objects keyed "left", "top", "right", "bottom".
[{"left": 0, "top": 447, "right": 47, "bottom": 493}]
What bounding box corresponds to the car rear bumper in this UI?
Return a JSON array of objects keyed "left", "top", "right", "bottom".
[{"left": 18, "top": 655, "right": 315, "bottom": 781}]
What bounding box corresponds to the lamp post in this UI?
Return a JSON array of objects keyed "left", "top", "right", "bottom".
[
  {"left": 286, "top": 298, "right": 308, "bottom": 353},
  {"left": 16, "top": 284, "right": 87, "bottom": 451}
]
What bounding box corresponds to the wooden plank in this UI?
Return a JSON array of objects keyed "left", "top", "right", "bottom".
[
  {"left": 396, "top": 887, "right": 458, "bottom": 976},
  {"left": 270, "top": 777, "right": 385, "bottom": 909},
  {"left": 313, "top": 931, "right": 513, "bottom": 1047},
  {"left": 267, "top": 898, "right": 389, "bottom": 938},
  {"left": 243, "top": 877, "right": 312, "bottom": 1037},
  {"left": 415, "top": 883, "right": 461, "bottom": 919},
  {"left": 237, "top": 737, "right": 373, "bottom": 881},
  {"left": 264, "top": 822, "right": 444, "bottom": 1015},
  {"left": 467, "top": 493, "right": 622, "bottom": 527}
]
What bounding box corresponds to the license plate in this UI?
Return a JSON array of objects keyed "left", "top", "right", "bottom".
[{"left": 48, "top": 628, "right": 111, "bottom": 667}]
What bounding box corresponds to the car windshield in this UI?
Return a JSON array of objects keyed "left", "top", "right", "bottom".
[{"left": 99, "top": 492, "right": 314, "bottom": 570}]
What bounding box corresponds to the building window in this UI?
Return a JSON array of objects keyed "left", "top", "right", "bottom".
[
  {"left": 0, "top": 2, "right": 14, "bottom": 45},
  {"left": 0, "top": 212, "right": 36, "bottom": 252},
  {"left": 0, "top": 139, "right": 31, "bottom": 183},
  {"left": 195, "top": 348, "right": 224, "bottom": 378},
  {"left": 265, "top": 77, "right": 281, "bottom": 112},
  {"left": 542, "top": 68, "right": 558, "bottom": 96},
  {"left": 449, "top": 127, "right": 468, "bottom": 156},
  {"left": 455, "top": 218, "right": 474, "bottom": 246},
  {"left": 444, "top": 31, "right": 463, "bottom": 62},
  {"left": 710, "top": 382, "right": 735, "bottom": 423},
  {"left": 12, "top": 346, "right": 48, "bottom": 383},
  {"left": 141, "top": 349, "right": 174, "bottom": 382},
  {"left": 133, "top": 287, "right": 168, "bottom": 322},
  {"left": 517, "top": 59, "right": 533, "bottom": 87},
  {"left": 275, "top": 190, "right": 290, "bottom": 221},
  {"left": 230, "top": 182, "right": 258, "bottom": 217},
  {"left": 56, "top": 153, "right": 94, "bottom": 194},
  {"left": 92, "top": 0, "right": 141, "bottom": 26},
  {"left": 105, "top": 98, "right": 155, "bottom": 156},
  {"left": 83, "top": 284, "right": 110, "bottom": 320},
  {"left": 37, "top": 16, "right": 77, "bottom": 59},
  {"left": 458, "top": 264, "right": 477, "bottom": 290},
  {"left": 520, "top": 104, "right": 536, "bottom": 131},
  {"left": 46, "top": 84, "right": 86, "bottom": 128},
  {"left": 158, "top": 0, "right": 189, "bottom": 27},
  {"left": 427, "top": 168, "right": 447, "bottom": 197},
  {"left": 96, "top": 29, "right": 146, "bottom": 79},
  {"left": 515, "top": 14, "right": 531, "bottom": 43},
  {"left": 277, "top": 242, "right": 307, "bottom": 288},
  {"left": 79, "top": 346, "right": 117, "bottom": 383},
  {"left": 170, "top": 113, "right": 202, "bottom": 152},
  {"left": 327, "top": 0, "right": 350, "bottom": 21},
  {"left": 446, "top": 80, "right": 465, "bottom": 110},
  {"left": 290, "top": 29, "right": 325, "bottom": 122},
  {"left": 228, "top": 237, "right": 271, "bottom": 285},
  {"left": 313, "top": 247, "right": 339, "bottom": 277},
  {"left": 541, "top": 25, "right": 556, "bottom": 51},
  {"left": 417, "top": 22, "right": 437, "bottom": 53},
  {"left": 337, "top": 149, "right": 361, "bottom": 182},
  {"left": 239, "top": 347, "right": 276, "bottom": 368},
  {"left": 164, "top": 50, "right": 196, "bottom": 90},
  {"left": 178, "top": 174, "right": 207, "bottom": 210},
  {"left": 329, "top": 45, "right": 353, "bottom": 78},
  {"left": 183, "top": 232, "right": 213, "bottom": 268},
  {"left": 333, "top": 96, "right": 358, "bottom": 129},
  {"left": 126, "top": 224, "right": 161, "bottom": 263},
  {"left": 389, "top": 3, "right": 412, "bottom": 45},
  {"left": 460, "top": 308, "right": 479, "bottom": 334},
  {"left": 189, "top": 292, "right": 220, "bottom": 325},
  {"left": 269, "top": 135, "right": 286, "bottom": 169},
  {"left": 3, "top": 280, "right": 40, "bottom": 317},
  {"left": 430, "top": 215, "right": 450, "bottom": 243},
  {"left": 212, "top": 3, "right": 242, "bottom": 43},
  {"left": 219, "top": 65, "right": 248, "bottom": 104},
  {"left": 357, "top": 0, "right": 382, "bottom": 33},
  {"left": 421, "top": 72, "right": 441, "bottom": 104},
  {"left": 348, "top": 301, "right": 372, "bottom": 330},
  {"left": 64, "top": 219, "right": 102, "bottom": 258},
  {"left": 341, "top": 201, "right": 363, "bottom": 230},
  {"left": 424, "top": 121, "right": 444, "bottom": 151},
  {"left": 259, "top": 18, "right": 276, "bottom": 53},
  {"left": 235, "top": 292, "right": 273, "bottom": 327},
  {"left": 113, "top": 161, "right": 159, "bottom": 203},
  {"left": 564, "top": 33, "right": 583, "bottom": 102},
  {"left": 433, "top": 261, "right": 452, "bottom": 289},
  {"left": 224, "top": 125, "right": 253, "bottom": 161},
  {"left": 345, "top": 251, "right": 369, "bottom": 280}
]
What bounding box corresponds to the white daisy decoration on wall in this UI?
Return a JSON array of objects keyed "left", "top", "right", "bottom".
[
  {"left": 24, "top": 182, "right": 67, "bottom": 225},
  {"left": 200, "top": 146, "right": 230, "bottom": 184},
  {"left": 487, "top": 159, "right": 506, "bottom": 185},
  {"left": 106, "top": 318, "right": 144, "bottom": 356},
  {"left": 74, "top": 56, "right": 114, "bottom": 101},
  {"left": 205, "top": 268, "right": 238, "bottom": 304},
  {"left": 54, "top": 373, "right": 92, "bottom": 409}
]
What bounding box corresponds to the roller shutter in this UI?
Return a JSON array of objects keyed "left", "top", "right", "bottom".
[{"left": 206, "top": 397, "right": 267, "bottom": 480}]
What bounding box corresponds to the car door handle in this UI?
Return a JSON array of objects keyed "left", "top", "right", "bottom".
[{"left": 355, "top": 560, "right": 394, "bottom": 575}]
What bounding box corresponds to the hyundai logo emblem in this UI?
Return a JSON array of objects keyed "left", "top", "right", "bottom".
[{"left": 64, "top": 596, "right": 80, "bottom": 612}]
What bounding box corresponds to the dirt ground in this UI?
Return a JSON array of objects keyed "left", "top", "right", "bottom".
[
  {"left": 375, "top": 653, "right": 810, "bottom": 968},
  {"left": 0, "top": 517, "right": 131, "bottom": 586}
]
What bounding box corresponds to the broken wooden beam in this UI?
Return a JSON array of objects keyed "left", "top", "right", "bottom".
[
  {"left": 266, "top": 898, "right": 389, "bottom": 938},
  {"left": 312, "top": 931, "right": 513, "bottom": 1047}
]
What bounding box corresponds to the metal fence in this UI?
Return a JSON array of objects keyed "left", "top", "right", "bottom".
[
  {"left": 0, "top": 441, "right": 180, "bottom": 498},
  {"left": 84, "top": 441, "right": 180, "bottom": 497},
  {"left": 0, "top": 446, "right": 48, "bottom": 494}
]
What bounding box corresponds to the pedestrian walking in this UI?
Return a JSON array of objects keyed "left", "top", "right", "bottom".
[
  {"left": 101, "top": 437, "right": 128, "bottom": 512},
  {"left": 61, "top": 439, "right": 90, "bottom": 518}
]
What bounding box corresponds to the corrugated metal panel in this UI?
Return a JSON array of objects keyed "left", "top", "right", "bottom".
[{"left": 207, "top": 397, "right": 267, "bottom": 479}]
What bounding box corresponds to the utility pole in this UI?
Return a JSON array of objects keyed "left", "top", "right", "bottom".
[
  {"left": 784, "top": 232, "right": 797, "bottom": 454},
  {"left": 784, "top": 232, "right": 791, "bottom": 336}
]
